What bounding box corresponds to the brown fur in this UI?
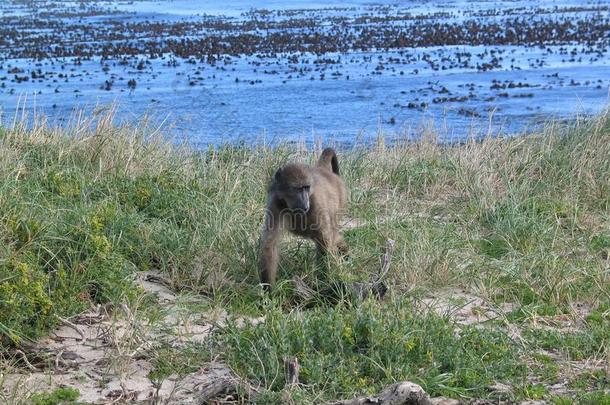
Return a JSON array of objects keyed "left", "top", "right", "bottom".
[{"left": 259, "top": 148, "right": 348, "bottom": 289}]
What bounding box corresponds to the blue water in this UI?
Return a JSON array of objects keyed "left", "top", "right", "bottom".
[{"left": 0, "top": 0, "right": 609, "bottom": 147}]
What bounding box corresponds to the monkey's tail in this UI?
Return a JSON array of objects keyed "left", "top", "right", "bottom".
[{"left": 318, "top": 147, "right": 340, "bottom": 175}]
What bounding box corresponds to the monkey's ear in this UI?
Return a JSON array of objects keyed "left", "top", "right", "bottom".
[{"left": 274, "top": 167, "right": 283, "bottom": 181}]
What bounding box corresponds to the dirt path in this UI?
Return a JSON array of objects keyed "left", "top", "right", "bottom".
[
  {"left": 1, "top": 272, "right": 237, "bottom": 404},
  {"left": 2, "top": 275, "right": 604, "bottom": 404}
]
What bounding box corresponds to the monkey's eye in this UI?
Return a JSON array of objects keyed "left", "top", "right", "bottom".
[{"left": 299, "top": 186, "right": 310, "bottom": 192}]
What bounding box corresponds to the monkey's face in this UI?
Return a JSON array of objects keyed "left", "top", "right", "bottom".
[
  {"left": 274, "top": 164, "right": 313, "bottom": 213},
  {"left": 282, "top": 184, "right": 311, "bottom": 213}
]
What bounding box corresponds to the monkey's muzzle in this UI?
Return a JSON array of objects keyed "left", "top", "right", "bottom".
[{"left": 290, "top": 202, "right": 309, "bottom": 214}]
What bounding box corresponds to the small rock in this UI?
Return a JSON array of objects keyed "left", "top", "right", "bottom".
[
  {"left": 488, "top": 382, "right": 512, "bottom": 395},
  {"left": 378, "top": 381, "right": 432, "bottom": 405},
  {"left": 326, "top": 381, "right": 431, "bottom": 405}
]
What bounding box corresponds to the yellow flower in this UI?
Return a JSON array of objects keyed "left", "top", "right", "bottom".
[
  {"left": 91, "top": 234, "right": 112, "bottom": 256},
  {"left": 403, "top": 339, "right": 416, "bottom": 352},
  {"left": 90, "top": 215, "right": 104, "bottom": 232},
  {"left": 17, "top": 262, "right": 30, "bottom": 285},
  {"left": 342, "top": 326, "right": 355, "bottom": 344}
]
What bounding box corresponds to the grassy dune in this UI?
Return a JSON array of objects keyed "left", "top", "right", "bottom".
[{"left": 0, "top": 109, "right": 609, "bottom": 403}]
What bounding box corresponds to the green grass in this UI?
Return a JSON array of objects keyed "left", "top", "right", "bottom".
[
  {"left": 219, "top": 300, "right": 525, "bottom": 402},
  {"left": 30, "top": 387, "right": 80, "bottom": 405},
  {"left": 1, "top": 108, "right": 609, "bottom": 402}
]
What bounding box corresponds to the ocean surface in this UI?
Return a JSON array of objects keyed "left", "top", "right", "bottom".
[{"left": 0, "top": 0, "right": 609, "bottom": 146}]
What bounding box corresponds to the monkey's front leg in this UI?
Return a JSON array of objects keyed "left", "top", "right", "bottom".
[{"left": 259, "top": 210, "right": 282, "bottom": 290}]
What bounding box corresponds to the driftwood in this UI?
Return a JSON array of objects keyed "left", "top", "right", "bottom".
[
  {"left": 377, "top": 238, "right": 395, "bottom": 285},
  {"left": 292, "top": 239, "right": 395, "bottom": 303},
  {"left": 196, "top": 363, "right": 259, "bottom": 404},
  {"left": 196, "top": 363, "right": 441, "bottom": 405},
  {"left": 292, "top": 274, "right": 317, "bottom": 301},
  {"left": 349, "top": 238, "right": 394, "bottom": 300},
  {"left": 54, "top": 314, "right": 85, "bottom": 341},
  {"left": 198, "top": 358, "right": 301, "bottom": 403},
  {"left": 284, "top": 356, "right": 300, "bottom": 387},
  {"left": 326, "top": 381, "right": 432, "bottom": 405}
]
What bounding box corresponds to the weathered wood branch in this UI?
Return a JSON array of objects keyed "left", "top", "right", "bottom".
[
  {"left": 325, "top": 381, "right": 432, "bottom": 405},
  {"left": 196, "top": 363, "right": 259, "bottom": 404},
  {"left": 292, "top": 238, "right": 395, "bottom": 303},
  {"left": 284, "top": 356, "right": 300, "bottom": 387},
  {"left": 292, "top": 275, "right": 316, "bottom": 301},
  {"left": 376, "top": 238, "right": 395, "bottom": 285}
]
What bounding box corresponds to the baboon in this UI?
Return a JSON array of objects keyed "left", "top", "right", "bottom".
[{"left": 259, "top": 148, "right": 348, "bottom": 290}]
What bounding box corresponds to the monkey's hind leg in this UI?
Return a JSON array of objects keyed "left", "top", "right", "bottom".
[
  {"left": 313, "top": 231, "right": 344, "bottom": 284},
  {"left": 335, "top": 232, "right": 349, "bottom": 257}
]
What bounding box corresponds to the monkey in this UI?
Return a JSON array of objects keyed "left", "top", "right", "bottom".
[{"left": 259, "top": 148, "right": 348, "bottom": 290}]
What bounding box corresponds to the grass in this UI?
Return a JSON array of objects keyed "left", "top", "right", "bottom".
[
  {"left": 30, "top": 387, "right": 80, "bottom": 405},
  {"left": 0, "top": 107, "right": 609, "bottom": 403},
  {"left": 220, "top": 300, "right": 525, "bottom": 401}
]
